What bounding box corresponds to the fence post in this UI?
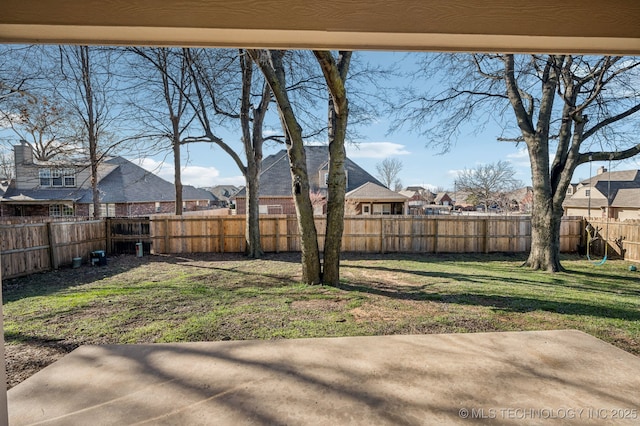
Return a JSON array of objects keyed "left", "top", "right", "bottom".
[
  {"left": 434, "top": 218, "right": 439, "bottom": 254},
  {"left": 380, "top": 216, "right": 385, "bottom": 254},
  {"left": 483, "top": 218, "right": 490, "bottom": 254},
  {"left": 218, "top": 217, "right": 225, "bottom": 253},
  {"left": 105, "top": 218, "right": 111, "bottom": 255},
  {"left": 275, "top": 217, "right": 280, "bottom": 254},
  {"left": 47, "top": 222, "right": 59, "bottom": 270},
  {"left": 163, "top": 218, "right": 170, "bottom": 253}
]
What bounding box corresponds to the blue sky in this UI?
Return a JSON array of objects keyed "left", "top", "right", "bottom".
[
  {"left": 133, "top": 51, "right": 535, "bottom": 191},
  {"left": 3, "top": 49, "right": 636, "bottom": 190},
  {"left": 135, "top": 51, "right": 638, "bottom": 191}
]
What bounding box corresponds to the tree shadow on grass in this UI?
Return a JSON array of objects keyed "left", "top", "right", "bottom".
[
  {"left": 2, "top": 255, "right": 153, "bottom": 303},
  {"left": 336, "top": 280, "right": 640, "bottom": 321}
]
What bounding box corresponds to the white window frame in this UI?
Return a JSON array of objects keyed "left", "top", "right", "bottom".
[{"left": 39, "top": 168, "right": 51, "bottom": 186}]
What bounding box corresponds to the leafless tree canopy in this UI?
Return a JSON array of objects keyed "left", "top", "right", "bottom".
[
  {"left": 455, "top": 160, "right": 521, "bottom": 211},
  {"left": 376, "top": 157, "right": 403, "bottom": 190},
  {"left": 394, "top": 53, "right": 640, "bottom": 271}
]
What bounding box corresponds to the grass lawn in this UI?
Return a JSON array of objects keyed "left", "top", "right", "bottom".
[{"left": 3, "top": 252, "right": 639, "bottom": 388}]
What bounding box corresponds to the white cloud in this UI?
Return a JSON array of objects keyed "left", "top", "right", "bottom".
[
  {"left": 346, "top": 142, "right": 410, "bottom": 159},
  {"left": 135, "top": 158, "right": 244, "bottom": 188},
  {"left": 507, "top": 148, "right": 528, "bottom": 160}
]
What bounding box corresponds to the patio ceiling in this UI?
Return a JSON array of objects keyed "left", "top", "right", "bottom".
[{"left": 1, "top": 0, "right": 639, "bottom": 54}]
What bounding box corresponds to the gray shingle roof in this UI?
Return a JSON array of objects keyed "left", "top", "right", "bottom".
[
  {"left": 564, "top": 169, "right": 640, "bottom": 208},
  {"left": 236, "top": 145, "right": 383, "bottom": 198},
  {"left": 3, "top": 156, "right": 215, "bottom": 204}
]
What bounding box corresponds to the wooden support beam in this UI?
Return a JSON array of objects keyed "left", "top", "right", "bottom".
[{"left": 1, "top": 1, "right": 639, "bottom": 54}]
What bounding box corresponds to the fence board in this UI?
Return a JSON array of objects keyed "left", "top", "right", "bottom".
[
  {"left": 147, "top": 215, "right": 584, "bottom": 256},
  {"left": 587, "top": 219, "right": 640, "bottom": 262},
  {"left": 0, "top": 215, "right": 599, "bottom": 280}
]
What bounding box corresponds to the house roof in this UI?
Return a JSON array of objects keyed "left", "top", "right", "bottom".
[
  {"left": 398, "top": 190, "right": 416, "bottom": 198},
  {"left": 434, "top": 192, "right": 451, "bottom": 203},
  {"left": 345, "top": 182, "right": 409, "bottom": 202},
  {"left": 205, "top": 185, "right": 239, "bottom": 201},
  {"left": 564, "top": 169, "right": 640, "bottom": 209},
  {"left": 3, "top": 156, "right": 215, "bottom": 204},
  {"left": 405, "top": 186, "right": 425, "bottom": 192},
  {"left": 236, "top": 145, "right": 383, "bottom": 198}
]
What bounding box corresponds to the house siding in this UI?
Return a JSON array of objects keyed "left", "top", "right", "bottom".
[{"left": 235, "top": 197, "right": 297, "bottom": 215}]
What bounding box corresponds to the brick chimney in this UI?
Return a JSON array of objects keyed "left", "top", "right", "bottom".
[{"left": 14, "top": 140, "right": 34, "bottom": 165}]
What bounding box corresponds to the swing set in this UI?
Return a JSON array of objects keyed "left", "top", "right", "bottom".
[{"left": 585, "top": 155, "right": 612, "bottom": 266}]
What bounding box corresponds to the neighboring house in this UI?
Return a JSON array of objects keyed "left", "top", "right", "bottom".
[
  {"left": 563, "top": 168, "right": 640, "bottom": 220},
  {"left": 434, "top": 192, "right": 452, "bottom": 206},
  {"left": 345, "top": 182, "right": 408, "bottom": 215},
  {"left": 205, "top": 185, "right": 241, "bottom": 207},
  {"left": 0, "top": 142, "right": 217, "bottom": 217},
  {"left": 400, "top": 187, "right": 435, "bottom": 215},
  {"left": 233, "top": 145, "right": 384, "bottom": 215},
  {"left": 505, "top": 186, "right": 534, "bottom": 213}
]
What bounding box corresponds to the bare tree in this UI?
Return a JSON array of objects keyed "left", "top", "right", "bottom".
[
  {"left": 184, "top": 48, "right": 273, "bottom": 258},
  {"left": 127, "top": 47, "right": 195, "bottom": 215},
  {"left": 376, "top": 158, "right": 403, "bottom": 189},
  {"left": 314, "top": 50, "right": 352, "bottom": 285},
  {"left": 0, "top": 96, "right": 78, "bottom": 161},
  {"left": 0, "top": 150, "right": 14, "bottom": 180},
  {"left": 455, "top": 160, "right": 521, "bottom": 212},
  {"left": 249, "top": 49, "right": 322, "bottom": 283},
  {"left": 395, "top": 54, "right": 640, "bottom": 271}
]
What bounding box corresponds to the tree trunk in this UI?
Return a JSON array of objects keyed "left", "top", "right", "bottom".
[
  {"left": 288, "top": 141, "right": 322, "bottom": 284},
  {"left": 248, "top": 49, "right": 321, "bottom": 284},
  {"left": 244, "top": 156, "right": 263, "bottom": 258},
  {"left": 323, "top": 132, "right": 346, "bottom": 284},
  {"left": 526, "top": 199, "right": 564, "bottom": 272},
  {"left": 523, "top": 135, "right": 564, "bottom": 272},
  {"left": 240, "top": 50, "right": 265, "bottom": 258},
  {"left": 314, "top": 50, "right": 351, "bottom": 286},
  {"left": 80, "top": 46, "right": 101, "bottom": 219},
  {"left": 173, "top": 136, "right": 183, "bottom": 215}
]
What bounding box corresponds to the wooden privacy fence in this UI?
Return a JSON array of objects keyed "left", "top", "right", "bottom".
[
  {"left": 586, "top": 219, "right": 640, "bottom": 262},
  {"left": 0, "top": 215, "right": 591, "bottom": 279},
  {"left": 1, "top": 220, "right": 105, "bottom": 279},
  {"left": 150, "top": 215, "right": 583, "bottom": 255}
]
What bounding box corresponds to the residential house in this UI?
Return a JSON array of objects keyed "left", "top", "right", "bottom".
[
  {"left": 563, "top": 167, "right": 640, "bottom": 220},
  {"left": 346, "top": 182, "right": 408, "bottom": 215},
  {"left": 0, "top": 142, "right": 216, "bottom": 217},
  {"left": 204, "top": 185, "right": 241, "bottom": 207},
  {"left": 434, "top": 192, "right": 452, "bottom": 206},
  {"left": 233, "top": 145, "right": 384, "bottom": 215},
  {"left": 400, "top": 186, "right": 434, "bottom": 215},
  {"left": 505, "top": 186, "right": 534, "bottom": 213}
]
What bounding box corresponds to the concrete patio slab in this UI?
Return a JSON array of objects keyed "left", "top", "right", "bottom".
[{"left": 8, "top": 330, "right": 640, "bottom": 425}]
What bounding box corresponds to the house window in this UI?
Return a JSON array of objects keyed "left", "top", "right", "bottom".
[
  {"left": 324, "top": 172, "right": 329, "bottom": 186},
  {"left": 49, "top": 204, "right": 74, "bottom": 217},
  {"left": 363, "top": 205, "right": 370, "bottom": 215},
  {"left": 585, "top": 190, "right": 590, "bottom": 197},
  {"left": 63, "top": 169, "right": 76, "bottom": 187},
  {"left": 39, "top": 168, "right": 76, "bottom": 187},
  {"left": 51, "top": 169, "right": 63, "bottom": 187},
  {"left": 155, "top": 202, "right": 161, "bottom": 213},
  {"left": 39, "top": 168, "right": 51, "bottom": 186},
  {"left": 89, "top": 203, "right": 115, "bottom": 217}
]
